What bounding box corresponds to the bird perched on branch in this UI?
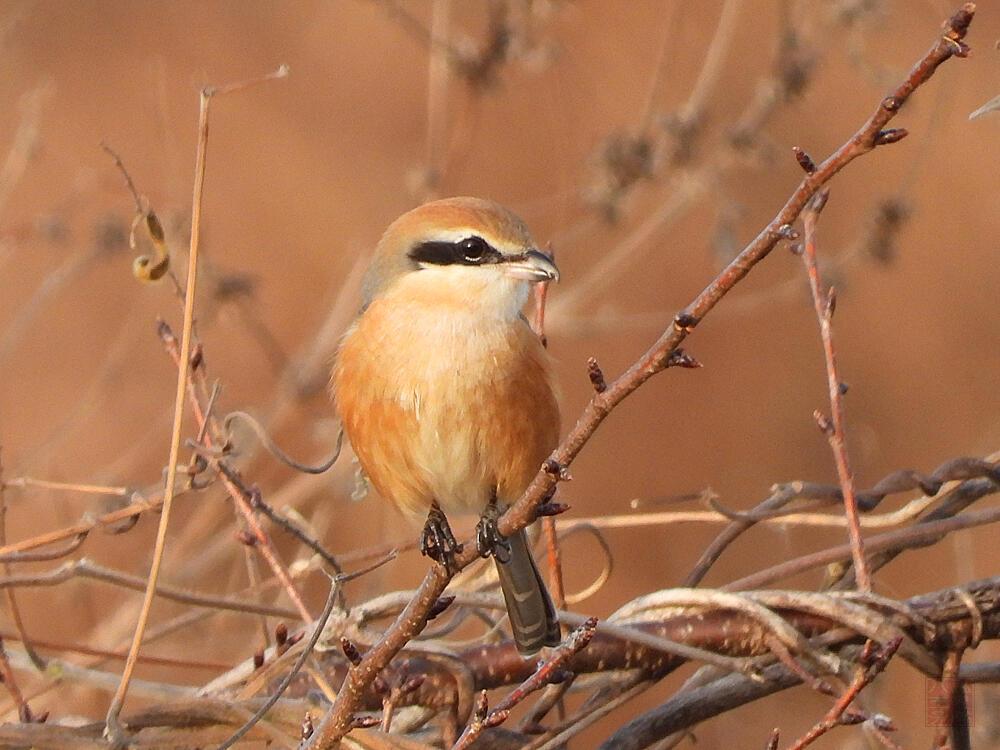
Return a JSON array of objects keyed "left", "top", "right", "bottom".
[{"left": 332, "top": 197, "right": 561, "bottom": 655}]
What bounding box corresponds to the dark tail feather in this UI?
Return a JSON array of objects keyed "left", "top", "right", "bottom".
[{"left": 494, "top": 528, "right": 561, "bottom": 655}]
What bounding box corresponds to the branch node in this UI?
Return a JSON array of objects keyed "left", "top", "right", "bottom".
[
  {"left": 666, "top": 349, "right": 703, "bottom": 369},
  {"left": 867, "top": 713, "right": 897, "bottom": 731},
  {"left": 371, "top": 674, "right": 389, "bottom": 696},
  {"left": 189, "top": 343, "right": 204, "bottom": 371},
  {"left": 792, "top": 146, "right": 816, "bottom": 174},
  {"left": 535, "top": 501, "right": 571, "bottom": 519},
  {"left": 586, "top": 356, "right": 608, "bottom": 393},
  {"left": 946, "top": 4, "right": 976, "bottom": 38},
  {"left": 777, "top": 223, "right": 800, "bottom": 240},
  {"left": 427, "top": 595, "right": 455, "bottom": 621},
  {"left": 349, "top": 715, "right": 380, "bottom": 729},
  {"left": 881, "top": 95, "right": 902, "bottom": 112},
  {"left": 156, "top": 317, "right": 176, "bottom": 346},
  {"left": 543, "top": 459, "right": 572, "bottom": 482},
  {"left": 839, "top": 709, "right": 868, "bottom": 726},
  {"left": 808, "top": 188, "right": 830, "bottom": 215},
  {"left": 673, "top": 311, "right": 699, "bottom": 332},
  {"left": 485, "top": 708, "right": 510, "bottom": 728},
  {"left": 301, "top": 713, "right": 314, "bottom": 741},
  {"left": 813, "top": 410, "right": 834, "bottom": 436},
  {"left": 824, "top": 286, "right": 837, "bottom": 318},
  {"left": 474, "top": 690, "right": 489, "bottom": 720},
  {"left": 186, "top": 452, "right": 208, "bottom": 478},
  {"left": 873, "top": 128, "right": 908, "bottom": 146},
  {"left": 341, "top": 637, "right": 363, "bottom": 666}
]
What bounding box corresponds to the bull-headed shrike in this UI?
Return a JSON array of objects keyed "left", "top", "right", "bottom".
[{"left": 332, "top": 197, "right": 561, "bottom": 655}]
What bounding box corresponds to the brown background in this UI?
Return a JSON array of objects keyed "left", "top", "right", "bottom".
[{"left": 1, "top": 1, "right": 999, "bottom": 746}]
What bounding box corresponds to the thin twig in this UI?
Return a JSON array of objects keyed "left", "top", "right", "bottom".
[
  {"left": 0, "top": 558, "right": 301, "bottom": 620},
  {"left": 224, "top": 410, "right": 343, "bottom": 475},
  {"left": 104, "top": 82, "right": 215, "bottom": 744},
  {"left": 0, "top": 635, "right": 33, "bottom": 723},
  {"left": 250, "top": 493, "right": 345, "bottom": 577},
  {"left": 217, "top": 575, "right": 340, "bottom": 750},
  {"left": 931, "top": 649, "right": 967, "bottom": 750},
  {"left": 0, "top": 492, "right": 163, "bottom": 559},
  {"left": 301, "top": 8, "right": 976, "bottom": 747},
  {"left": 451, "top": 617, "right": 598, "bottom": 749},
  {"left": 0, "top": 451, "right": 45, "bottom": 675},
  {"left": 1, "top": 476, "right": 131, "bottom": 497},
  {"left": 503, "top": 1, "right": 975, "bottom": 549},
  {"left": 684, "top": 453, "right": 999, "bottom": 586},
  {"left": 104, "top": 65, "right": 289, "bottom": 742},
  {"left": 784, "top": 638, "right": 901, "bottom": 750},
  {"left": 302, "top": 563, "right": 455, "bottom": 748},
  {"left": 0, "top": 632, "right": 230, "bottom": 671},
  {"left": 673, "top": 0, "right": 741, "bottom": 131},
  {"left": 799, "top": 190, "right": 870, "bottom": 591},
  {"left": 157, "top": 321, "right": 314, "bottom": 622},
  {"left": 724, "top": 500, "right": 1000, "bottom": 592}
]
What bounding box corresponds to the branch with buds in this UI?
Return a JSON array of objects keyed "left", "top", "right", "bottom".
[{"left": 303, "top": 5, "right": 977, "bottom": 748}]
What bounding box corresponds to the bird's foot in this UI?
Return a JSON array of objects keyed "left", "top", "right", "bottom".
[
  {"left": 421, "top": 504, "right": 462, "bottom": 571},
  {"left": 476, "top": 504, "right": 511, "bottom": 564}
]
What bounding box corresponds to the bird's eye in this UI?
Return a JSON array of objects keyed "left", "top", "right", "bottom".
[
  {"left": 408, "top": 236, "right": 498, "bottom": 268},
  {"left": 460, "top": 237, "right": 490, "bottom": 262}
]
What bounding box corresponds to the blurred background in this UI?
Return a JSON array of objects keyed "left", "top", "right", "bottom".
[{"left": 1, "top": 0, "right": 999, "bottom": 746}]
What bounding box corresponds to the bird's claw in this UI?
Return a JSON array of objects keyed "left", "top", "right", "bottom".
[
  {"left": 421, "top": 504, "right": 462, "bottom": 571},
  {"left": 476, "top": 506, "right": 511, "bottom": 564}
]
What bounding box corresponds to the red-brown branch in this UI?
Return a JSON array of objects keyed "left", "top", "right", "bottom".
[
  {"left": 784, "top": 638, "right": 901, "bottom": 750},
  {"left": 304, "top": 6, "right": 976, "bottom": 747},
  {"left": 799, "top": 191, "right": 871, "bottom": 591}
]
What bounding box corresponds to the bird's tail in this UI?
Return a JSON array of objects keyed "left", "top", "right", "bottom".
[{"left": 494, "top": 528, "right": 561, "bottom": 655}]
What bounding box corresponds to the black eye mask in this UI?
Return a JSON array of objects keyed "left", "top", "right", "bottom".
[{"left": 408, "top": 236, "right": 503, "bottom": 267}]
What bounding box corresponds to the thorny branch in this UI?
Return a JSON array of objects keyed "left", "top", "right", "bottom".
[{"left": 303, "top": 5, "right": 977, "bottom": 748}]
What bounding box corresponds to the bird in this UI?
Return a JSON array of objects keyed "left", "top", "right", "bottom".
[{"left": 332, "top": 196, "right": 562, "bottom": 655}]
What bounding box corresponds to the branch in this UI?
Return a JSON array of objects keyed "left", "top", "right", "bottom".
[
  {"left": 302, "top": 5, "right": 976, "bottom": 747},
  {"left": 798, "top": 189, "right": 870, "bottom": 590},
  {"left": 105, "top": 64, "right": 289, "bottom": 742},
  {"left": 503, "top": 2, "right": 975, "bottom": 541},
  {"left": 784, "top": 638, "right": 902, "bottom": 750},
  {"left": 4, "top": 575, "right": 996, "bottom": 748}
]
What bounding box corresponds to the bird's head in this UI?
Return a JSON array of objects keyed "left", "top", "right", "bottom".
[{"left": 361, "top": 197, "right": 558, "bottom": 318}]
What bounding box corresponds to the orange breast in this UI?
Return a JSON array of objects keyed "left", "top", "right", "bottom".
[{"left": 332, "top": 295, "right": 559, "bottom": 520}]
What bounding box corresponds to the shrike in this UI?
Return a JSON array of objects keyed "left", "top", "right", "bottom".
[{"left": 332, "top": 197, "right": 561, "bottom": 654}]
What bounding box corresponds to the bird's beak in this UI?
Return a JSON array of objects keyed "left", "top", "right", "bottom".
[{"left": 501, "top": 249, "right": 560, "bottom": 283}]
